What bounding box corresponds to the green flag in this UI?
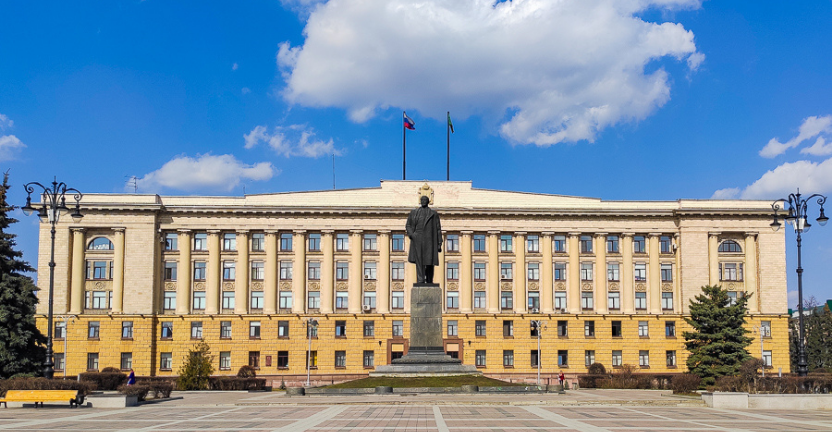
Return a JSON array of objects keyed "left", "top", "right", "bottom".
[{"left": 447, "top": 113, "right": 454, "bottom": 133}]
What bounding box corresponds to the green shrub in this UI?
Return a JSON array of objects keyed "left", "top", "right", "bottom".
[
  {"left": 0, "top": 377, "right": 94, "bottom": 396},
  {"left": 671, "top": 374, "right": 701, "bottom": 393},
  {"left": 209, "top": 377, "right": 267, "bottom": 391},
  {"left": 79, "top": 372, "right": 127, "bottom": 390},
  {"left": 118, "top": 384, "right": 150, "bottom": 401},
  {"left": 136, "top": 378, "right": 175, "bottom": 398},
  {"left": 577, "top": 374, "right": 608, "bottom": 388},
  {"left": 101, "top": 367, "right": 121, "bottom": 373},
  {"left": 587, "top": 363, "right": 606, "bottom": 375},
  {"left": 237, "top": 365, "right": 257, "bottom": 378},
  {"left": 177, "top": 341, "right": 214, "bottom": 390}
]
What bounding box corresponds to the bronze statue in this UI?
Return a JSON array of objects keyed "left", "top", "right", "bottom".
[{"left": 406, "top": 195, "right": 442, "bottom": 283}]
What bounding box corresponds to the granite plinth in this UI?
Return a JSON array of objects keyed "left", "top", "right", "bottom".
[{"left": 369, "top": 362, "right": 480, "bottom": 377}]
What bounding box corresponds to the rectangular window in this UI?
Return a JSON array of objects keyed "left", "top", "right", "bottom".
[
  {"left": 363, "top": 291, "right": 376, "bottom": 308},
  {"left": 527, "top": 235, "right": 540, "bottom": 253},
  {"left": 638, "top": 321, "right": 649, "bottom": 337},
  {"left": 580, "top": 263, "right": 593, "bottom": 281},
  {"left": 193, "top": 262, "right": 207, "bottom": 281},
  {"left": 307, "top": 291, "right": 321, "bottom": 309},
  {"left": 164, "top": 261, "right": 177, "bottom": 281},
  {"left": 503, "top": 350, "right": 514, "bottom": 367},
  {"left": 222, "top": 261, "right": 236, "bottom": 280},
  {"left": 553, "top": 235, "right": 566, "bottom": 252},
  {"left": 308, "top": 233, "right": 321, "bottom": 252},
  {"left": 584, "top": 321, "right": 595, "bottom": 337},
  {"left": 447, "top": 320, "right": 458, "bottom": 336},
  {"left": 161, "top": 321, "right": 173, "bottom": 339},
  {"left": 191, "top": 321, "right": 203, "bottom": 339},
  {"left": 89, "top": 261, "right": 107, "bottom": 280},
  {"left": 607, "top": 263, "right": 620, "bottom": 281},
  {"left": 500, "top": 262, "right": 513, "bottom": 280},
  {"left": 633, "top": 236, "right": 646, "bottom": 253},
  {"left": 476, "top": 350, "right": 487, "bottom": 367},
  {"left": 612, "top": 350, "right": 622, "bottom": 367},
  {"left": 307, "top": 323, "right": 317, "bottom": 338},
  {"left": 363, "top": 261, "right": 377, "bottom": 280},
  {"left": 280, "top": 233, "right": 292, "bottom": 251},
  {"left": 557, "top": 320, "right": 567, "bottom": 337},
  {"left": 392, "top": 234, "right": 405, "bottom": 252},
  {"left": 363, "top": 320, "right": 375, "bottom": 337},
  {"left": 279, "top": 291, "right": 293, "bottom": 310},
  {"left": 87, "top": 353, "right": 99, "bottom": 371},
  {"left": 666, "top": 350, "right": 676, "bottom": 367},
  {"left": 661, "top": 263, "right": 672, "bottom": 282},
  {"left": 391, "top": 291, "right": 405, "bottom": 309},
  {"left": 55, "top": 322, "right": 66, "bottom": 339},
  {"left": 221, "top": 321, "right": 232, "bottom": 339},
  {"left": 660, "top": 236, "right": 673, "bottom": 253},
  {"left": 554, "top": 292, "right": 567, "bottom": 311},
  {"left": 611, "top": 321, "right": 622, "bottom": 337},
  {"left": 635, "top": 292, "right": 647, "bottom": 310},
  {"left": 219, "top": 352, "right": 231, "bottom": 370},
  {"left": 581, "top": 292, "right": 593, "bottom": 310},
  {"left": 192, "top": 291, "right": 206, "bottom": 310},
  {"left": 90, "top": 291, "right": 108, "bottom": 309},
  {"left": 727, "top": 291, "right": 739, "bottom": 306},
  {"left": 554, "top": 262, "right": 566, "bottom": 281},
  {"left": 223, "top": 233, "right": 236, "bottom": 251},
  {"left": 249, "top": 351, "right": 260, "bottom": 368},
  {"left": 719, "top": 262, "right": 744, "bottom": 281},
  {"left": 278, "top": 321, "right": 289, "bottom": 338},
  {"left": 499, "top": 235, "right": 513, "bottom": 252},
  {"left": 474, "top": 291, "right": 486, "bottom": 309},
  {"left": 251, "top": 262, "right": 265, "bottom": 281},
  {"left": 580, "top": 235, "right": 593, "bottom": 253},
  {"left": 761, "top": 320, "right": 771, "bottom": 338},
  {"left": 278, "top": 351, "right": 289, "bottom": 368},
  {"left": 280, "top": 261, "right": 293, "bottom": 280},
  {"left": 88, "top": 321, "right": 100, "bottom": 339},
  {"left": 634, "top": 263, "right": 646, "bottom": 281},
  {"left": 639, "top": 350, "right": 649, "bottom": 367},
  {"left": 662, "top": 292, "right": 673, "bottom": 310},
  {"left": 531, "top": 349, "right": 540, "bottom": 368},
  {"left": 308, "top": 261, "right": 321, "bottom": 280},
  {"left": 306, "top": 351, "right": 317, "bottom": 368},
  {"left": 335, "top": 261, "right": 349, "bottom": 281},
  {"left": 164, "top": 291, "right": 176, "bottom": 311},
  {"left": 528, "top": 292, "right": 540, "bottom": 311},
  {"left": 363, "top": 350, "right": 375, "bottom": 368},
  {"left": 763, "top": 350, "right": 772, "bottom": 367},
  {"left": 585, "top": 350, "right": 595, "bottom": 366},
  {"left": 363, "top": 234, "right": 377, "bottom": 251},
  {"left": 160, "top": 352, "right": 172, "bottom": 370},
  {"left": 665, "top": 321, "right": 676, "bottom": 337},
  {"left": 473, "top": 234, "right": 486, "bottom": 252},
  {"left": 527, "top": 262, "right": 539, "bottom": 281},
  {"left": 164, "top": 233, "right": 178, "bottom": 251},
  {"left": 336, "top": 233, "right": 349, "bottom": 251},
  {"left": 608, "top": 292, "right": 620, "bottom": 310},
  {"left": 392, "top": 320, "right": 403, "bottom": 337},
  {"left": 446, "top": 291, "right": 459, "bottom": 309},
  {"left": 500, "top": 291, "right": 513, "bottom": 310},
  {"left": 503, "top": 320, "right": 514, "bottom": 337},
  {"left": 558, "top": 350, "right": 568, "bottom": 367},
  {"left": 606, "top": 235, "right": 619, "bottom": 253},
  {"left": 474, "top": 263, "right": 486, "bottom": 281},
  {"left": 475, "top": 320, "right": 486, "bottom": 337},
  {"left": 446, "top": 234, "right": 459, "bottom": 252},
  {"left": 335, "top": 321, "right": 347, "bottom": 337},
  {"left": 55, "top": 353, "right": 65, "bottom": 371},
  {"left": 250, "top": 291, "right": 264, "bottom": 310},
  {"left": 391, "top": 262, "right": 405, "bottom": 280},
  {"left": 193, "top": 233, "right": 208, "bottom": 251},
  {"left": 219, "top": 291, "right": 233, "bottom": 310},
  {"left": 446, "top": 262, "right": 459, "bottom": 280},
  {"left": 251, "top": 233, "right": 265, "bottom": 252},
  {"left": 122, "top": 321, "right": 133, "bottom": 339}
]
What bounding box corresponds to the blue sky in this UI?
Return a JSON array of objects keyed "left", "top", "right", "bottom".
[{"left": 2, "top": 0, "right": 831, "bottom": 306}]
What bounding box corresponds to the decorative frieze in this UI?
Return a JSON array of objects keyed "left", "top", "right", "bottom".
[
  {"left": 581, "top": 283, "right": 593, "bottom": 291},
  {"left": 222, "top": 282, "right": 235, "bottom": 291},
  {"left": 608, "top": 282, "right": 619, "bottom": 292},
  {"left": 635, "top": 283, "right": 647, "bottom": 292},
  {"left": 363, "top": 281, "right": 376, "bottom": 291},
  {"left": 661, "top": 283, "right": 673, "bottom": 292},
  {"left": 336, "top": 282, "right": 348, "bottom": 291}
]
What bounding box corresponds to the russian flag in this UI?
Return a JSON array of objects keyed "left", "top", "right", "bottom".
[{"left": 403, "top": 111, "right": 415, "bottom": 130}]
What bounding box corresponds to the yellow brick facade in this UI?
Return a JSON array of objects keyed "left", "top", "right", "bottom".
[{"left": 34, "top": 181, "right": 790, "bottom": 380}]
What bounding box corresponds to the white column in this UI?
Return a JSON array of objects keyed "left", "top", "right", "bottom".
[
  {"left": 595, "top": 233, "right": 607, "bottom": 314},
  {"left": 377, "top": 231, "right": 390, "bottom": 314},
  {"left": 460, "top": 231, "right": 473, "bottom": 313},
  {"left": 292, "top": 230, "right": 306, "bottom": 314},
  {"left": 349, "top": 230, "right": 363, "bottom": 313},
  {"left": 263, "top": 230, "right": 278, "bottom": 314},
  {"left": 111, "top": 228, "right": 125, "bottom": 314},
  {"left": 69, "top": 228, "right": 86, "bottom": 315},
  {"left": 514, "top": 232, "right": 526, "bottom": 313},
  {"left": 567, "top": 233, "right": 580, "bottom": 314},
  {"left": 175, "top": 230, "right": 191, "bottom": 315},
  {"left": 235, "top": 230, "right": 249, "bottom": 315},
  {"left": 541, "top": 232, "right": 554, "bottom": 314},
  {"left": 205, "top": 230, "right": 221, "bottom": 315}
]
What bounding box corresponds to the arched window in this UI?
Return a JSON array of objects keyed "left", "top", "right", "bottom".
[
  {"left": 718, "top": 240, "right": 742, "bottom": 253},
  {"left": 87, "top": 237, "right": 114, "bottom": 251}
]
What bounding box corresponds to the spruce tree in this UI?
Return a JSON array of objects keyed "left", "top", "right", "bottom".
[
  {"left": 683, "top": 285, "right": 753, "bottom": 386},
  {"left": 805, "top": 305, "right": 832, "bottom": 371},
  {"left": 177, "top": 341, "right": 214, "bottom": 390},
  {"left": 0, "top": 172, "right": 46, "bottom": 378}
]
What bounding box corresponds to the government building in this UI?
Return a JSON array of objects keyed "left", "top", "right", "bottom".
[{"left": 35, "top": 181, "right": 788, "bottom": 384}]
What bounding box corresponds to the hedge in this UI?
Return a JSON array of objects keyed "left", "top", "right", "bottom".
[
  {"left": 209, "top": 377, "right": 267, "bottom": 391},
  {"left": 79, "top": 372, "right": 127, "bottom": 390}
]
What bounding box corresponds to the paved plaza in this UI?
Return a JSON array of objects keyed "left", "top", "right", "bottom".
[{"left": 1, "top": 390, "right": 831, "bottom": 431}]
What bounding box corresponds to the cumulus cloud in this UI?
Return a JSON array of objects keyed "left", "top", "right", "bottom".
[
  {"left": 241, "top": 87, "right": 251, "bottom": 94},
  {"left": 0, "top": 113, "right": 13, "bottom": 130},
  {"left": 232, "top": 63, "right": 239, "bottom": 71},
  {"left": 739, "top": 158, "right": 832, "bottom": 199},
  {"left": 277, "top": 0, "right": 703, "bottom": 146},
  {"left": 760, "top": 115, "right": 832, "bottom": 158},
  {"left": 800, "top": 136, "right": 832, "bottom": 156},
  {"left": 134, "top": 154, "right": 275, "bottom": 193},
  {"left": 244, "top": 124, "right": 341, "bottom": 158},
  {"left": 0, "top": 135, "right": 25, "bottom": 161},
  {"left": 711, "top": 187, "right": 740, "bottom": 200}
]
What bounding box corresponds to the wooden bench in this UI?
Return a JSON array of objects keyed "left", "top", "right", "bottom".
[{"left": 0, "top": 390, "right": 83, "bottom": 408}]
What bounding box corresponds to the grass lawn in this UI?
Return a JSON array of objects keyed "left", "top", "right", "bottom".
[{"left": 325, "top": 375, "right": 526, "bottom": 389}]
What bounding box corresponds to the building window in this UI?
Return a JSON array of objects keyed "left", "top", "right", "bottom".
[
  {"left": 391, "top": 291, "right": 405, "bottom": 309},
  {"left": 88, "top": 290, "right": 108, "bottom": 309},
  {"left": 307, "top": 291, "right": 321, "bottom": 309},
  {"left": 531, "top": 321, "right": 540, "bottom": 337},
  {"left": 474, "top": 291, "right": 486, "bottom": 309},
  {"left": 280, "top": 233, "right": 292, "bottom": 251},
  {"left": 391, "top": 262, "right": 405, "bottom": 280},
  {"left": 193, "top": 233, "right": 208, "bottom": 251},
  {"left": 585, "top": 350, "right": 595, "bottom": 366},
  {"left": 727, "top": 291, "right": 740, "bottom": 306},
  {"left": 279, "top": 292, "right": 293, "bottom": 310},
  {"left": 503, "top": 320, "right": 514, "bottom": 337},
  {"left": 633, "top": 235, "right": 645, "bottom": 253},
  {"left": 476, "top": 350, "right": 487, "bottom": 367},
  {"left": 363, "top": 261, "right": 377, "bottom": 280},
  {"left": 635, "top": 292, "right": 647, "bottom": 310},
  {"left": 278, "top": 351, "right": 289, "bottom": 368},
  {"left": 611, "top": 321, "right": 622, "bottom": 337},
  {"left": 447, "top": 320, "right": 458, "bottom": 336},
  {"left": 666, "top": 350, "right": 677, "bottom": 367},
  {"left": 528, "top": 292, "right": 540, "bottom": 311},
  {"left": 660, "top": 236, "right": 673, "bottom": 253},
  {"left": 761, "top": 320, "right": 771, "bottom": 338},
  {"left": 392, "top": 320, "right": 403, "bottom": 337},
  {"left": 336, "top": 292, "right": 349, "bottom": 310},
  {"left": 612, "top": 350, "right": 622, "bottom": 367},
  {"left": 249, "top": 351, "right": 260, "bottom": 368},
  {"left": 192, "top": 291, "right": 206, "bottom": 310},
  {"left": 584, "top": 321, "right": 595, "bottom": 337},
  {"left": 308, "top": 233, "right": 321, "bottom": 252},
  {"left": 580, "top": 263, "right": 593, "bottom": 281},
  {"left": 527, "top": 235, "right": 539, "bottom": 253},
  {"left": 500, "top": 262, "right": 513, "bottom": 280},
  {"left": 219, "top": 352, "right": 231, "bottom": 370},
  {"left": 164, "top": 261, "right": 177, "bottom": 281},
  {"left": 88, "top": 321, "right": 100, "bottom": 339},
  {"left": 665, "top": 321, "right": 676, "bottom": 337},
  {"left": 473, "top": 234, "right": 486, "bottom": 252},
  {"left": 334, "top": 351, "right": 346, "bottom": 368},
  {"left": 220, "top": 321, "right": 232, "bottom": 339},
  {"left": 120, "top": 352, "right": 132, "bottom": 370},
  {"left": 661, "top": 292, "right": 673, "bottom": 310},
  {"left": 163, "top": 291, "right": 176, "bottom": 311},
  {"left": 335, "top": 261, "right": 350, "bottom": 280},
  {"left": 527, "top": 262, "right": 539, "bottom": 281},
  {"left": 222, "top": 262, "right": 235, "bottom": 281},
  {"left": 54, "top": 353, "right": 65, "bottom": 371},
  {"left": 161, "top": 321, "right": 173, "bottom": 339},
  {"left": 160, "top": 352, "right": 172, "bottom": 370},
  {"left": 306, "top": 351, "right": 317, "bottom": 368},
  {"left": 363, "top": 320, "right": 375, "bottom": 337},
  {"left": 554, "top": 262, "right": 566, "bottom": 281},
  {"left": 581, "top": 292, "right": 593, "bottom": 310},
  {"left": 309, "top": 325, "right": 321, "bottom": 340},
  {"left": 719, "top": 262, "right": 743, "bottom": 281},
  {"left": 606, "top": 235, "right": 619, "bottom": 253},
  {"left": 446, "top": 234, "right": 459, "bottom": 252},
  {"left": 639, "top": 350, "right": 649, "bottom": 367},
  {"left": 553, "top": 235, "right": 566, "bottom": 252},
  {"left": 580, "top": 235, "right": 593, "bottom": 253},
  {"left": 164, "top": 233, "right": 178, "bottom": 251},
  {"left": 446, "top": 291, "right": 459, "bottom": 309},
  {"left": 638, "top": 321, "right": 649, "bottom": 337},
  {"left": 335, "top": 233, "right": 349, "bottom": 251},
  {"left": 363, "top": 234, "right": 377, "bottom": 251},
  {"left": 607, "top": 263, "right": 619, "bottom": 281},
  {"left": 222, "top": 291, "right": 235, "bottom": 310},
  {"left": 250, "top": 262, "right": 265, "bottom": 281},
  {"left": 249, "top": 321, "right": 261, "bottom": 339},
  {"left": 392, "top": 234, "right": 405, "bottom": 252},
  {"left": 55, "top": 322, "right": 66, "bottom": 339},
  {"left": 87, "top": 353, "right": 99, "bottom": 371},
  {"left": 634, "top": 263, "right": 646, "bottom": 281},
  {"left": 557, "top": 320, "right": 567, "bottom": 337},
  {"left": 363, "top": 350, "right": 375, "bottom": 368},
  {"left": 334, "top": 320, "right": 347, "bottom": 337},
  {"left": 363, "top": 291, "right": 376, "bottom": 309},
  {"left": 279, "top": 261, "right": 293, "bottom": 280},
  {"left": 763, "top": 350, "right": 772, "bottom": 367},
  {"left": 86, "top": 260, "right": 108, "bottom": 280},
  {"left": 223, "top": 233, "right": 236, "bottom": 251},
  {"left": 251, "top": 233, "right": 265, "bottom": 252},
  {"left": 446, "top": 262, "right": 459, "bottom": 280},
  {"left": 503, "top": 350, "right": 514, "bottom": 367},
  {"left": 558, "top": 350, "right": 568, "bottom": 367},
  {"left": 122, "top": 321, "right": 133, "bottom": 339},
  {"left": 308, "top": 261, "right": 321, "bottom": 280},
  {"left": 278, "top": 321, "right": 289, "bottom": 338},
  {"left": 718, "top": 240, "right": 742, "bottom": 253},
  {"left": 500, "top": 291, "right": 513, "bottom": 310},
  {"left": 474, "top": 263, "right": 487, "bottom": 281},
  {"left": 554, "top": 292, "right": 567, "bottom": 311},
  {"left": 475, "top": 320, "right": 486, "bottom": 337},
  {"left": 608, "top": 292, "right": 620, "bottom": 310},
  {"left": 661, "top": 263, "right": 672, "bottom": 282},
  {"left": 191, "top": 321, "right": 203, "bottom": 339},
  {"left": 193, "top": 262, "right": 207, "bottom": 281}
]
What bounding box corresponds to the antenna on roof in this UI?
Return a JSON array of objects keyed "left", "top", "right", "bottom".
[
  {"left": 332, "top": 153, "right": 336, "bottom": 190},
  {"left": 126, "top": 176, "right": 138, "bottom": 193}
]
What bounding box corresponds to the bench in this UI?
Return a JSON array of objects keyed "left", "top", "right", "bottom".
[{"left": 0, "top": 390, "right": 83, "bottom": 408}]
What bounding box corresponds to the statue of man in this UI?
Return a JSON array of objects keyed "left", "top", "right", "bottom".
[{"left": 406, "top": 195, "right": 442, "bottom": 284}]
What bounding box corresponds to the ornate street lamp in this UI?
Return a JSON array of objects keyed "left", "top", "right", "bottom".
[
  {"left": 530, "top": 312, "right": 546, "bottom": 386},
  {"left": 770, "top": 189, "right": 827, "bottom": 377},
  {"left": 305, "top": 318, "right": 318, "bottom": 387},
  {"left": 21, "top": 178, "right": 83, "bottom": 379}
]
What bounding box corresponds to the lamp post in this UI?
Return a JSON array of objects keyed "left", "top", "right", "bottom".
[
  {"left": 753, "top": 325, "right": 766, "bottom": 378},
  {"left": 530, "top": 313, "right": 545, "bottom": 386},
  {"left": 21, "top": 178, "right": 83, "bottom": 379},
  {"left": 770, "top": 189, "right": 827, "bottom": 377},
  {"left": 305, "top": 318, "right": 318, "bottom": 387}
]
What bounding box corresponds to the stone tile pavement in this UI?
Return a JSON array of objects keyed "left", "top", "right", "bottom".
[{"left": 1, "top": 390, "right": 831, "bottom": 431}]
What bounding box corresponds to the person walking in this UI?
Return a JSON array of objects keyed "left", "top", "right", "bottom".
[
  {"left": 558, "top": 371, "right": 565, "bottom": 387},
  {"left": 127, "top": 368, "right": 136, "bottom": 386}
]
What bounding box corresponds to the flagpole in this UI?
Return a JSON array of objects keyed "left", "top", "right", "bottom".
[
  {"left": 446, "top": 111, "right": 450, "bottom": 181},
  {"left": 402, "top": 112, "right": 407, "bottom": 181}
]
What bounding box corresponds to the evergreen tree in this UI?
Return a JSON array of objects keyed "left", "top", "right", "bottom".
[
  {"left": 683, "top": 285, "right": 753, "bottom": 386},
  {"left": 177, "top": 341, "right": 214, "bottom": 390},
  {"left": 0, "top": 172, "right": 46, "bottom": 378},
  {"left": 805, "top": 305, "right": 832, "bottom": 371}
]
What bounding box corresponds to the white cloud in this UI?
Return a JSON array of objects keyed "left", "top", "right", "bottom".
[
  {"left": 759, "top": 115, "right": 832, "bottom": 158},
  {"left": 739, "top": 158, "right": 832, "bottom": 199},
  {"left": 232, "top": 63, "right": 239, "bottom": 71},
  {"left": 244, "top": 124, "right": 341, "bottom": 158},
  {"left": 800, "top": 136, "right": 832, "bottom": 156},
  {"left": 711, "top": 187, "right": 740, "bottom": 200},
  {"left": 0, "top": 113, "right": 13, "bottom": 130},
  {"left": 277, "top": 0, "right": 703, "bottom": 146},
  {"left": 241, "top": 87, "right": 251, "bottom": 94},
  {"left": 134, "top": 154, "right": 275, "bottom": 193},
  {"left": 0, "top": 135, "right": 25, "bottom": 161}
]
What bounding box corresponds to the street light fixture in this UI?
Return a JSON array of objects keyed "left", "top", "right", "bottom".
[
  {"left": 530, "top": 312, "right": 545, "bottom": 386},
  {"left": 305, "top": 318, "right": 318, "bottom": 387},
  {"left": 21, "top": 178, "right": 83, "bottom": 379},
  {"left": 770, "top": 189, "right": 827, "bottom": 377}
]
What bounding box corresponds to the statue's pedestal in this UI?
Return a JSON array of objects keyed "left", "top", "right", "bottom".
[{"left": 371, "top": 284, "right": 480, "bottom": 377}]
